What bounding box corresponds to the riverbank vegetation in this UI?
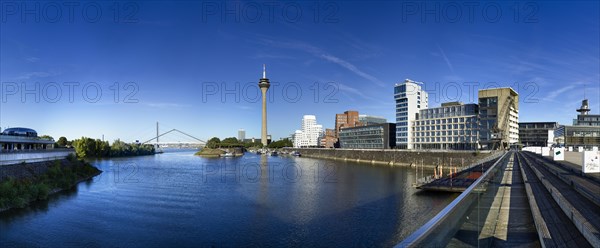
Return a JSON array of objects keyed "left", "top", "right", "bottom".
[
  {"left": 266, "top": 138, "right": 293, "bottom": 149},
  {"left": 206, "top": 137, "right": 262, "bottom": 148},
  {"left": 194, "top": 148, "right": 225, "bottom": 157},
  {"left": 0, "top": 155, "right": 101, "bottom": 210},
  {"left": 72, "top": 137, "right": 155, "bottom": 158}
]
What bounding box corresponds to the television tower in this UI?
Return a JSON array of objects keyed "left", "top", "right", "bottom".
[{"left": 259, "top": 64, "right": 270, "bottom": 146}]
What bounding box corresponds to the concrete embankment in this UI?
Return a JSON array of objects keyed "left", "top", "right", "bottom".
[{"left": 282, "top": 148, "right": 493, "bottom": 168}]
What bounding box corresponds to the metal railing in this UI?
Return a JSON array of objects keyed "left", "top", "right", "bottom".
[
  {"left": 397, "top": 151, "right": 510, "bottom": 247},
  {"left": 0, "top": 148, "right": 74, "bottom": 154},
  {"left": 413, "top": 151, "right": 504, "bottom": 186},
  {"left": 0, "top": 149, "right": 75, "bottom": 166}
]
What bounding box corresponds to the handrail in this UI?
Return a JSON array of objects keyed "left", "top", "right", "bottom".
[
  {"left": 413, "top": 151, "right": 504, "bottom": 186},
  {"left": 396, "top": 151, "right": 509, "bottom": 247},
  {"left": 0, "top": 148, "right": 74, "bottom": 154}
]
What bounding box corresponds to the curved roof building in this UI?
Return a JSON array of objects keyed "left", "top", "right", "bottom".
[{"left": 0, "top": 127, "right": 54, "bottom": 151}]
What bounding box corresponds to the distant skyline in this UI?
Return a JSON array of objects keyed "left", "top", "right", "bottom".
[{"left": 1, "top": 1, "right": 599, "bottom": 142}]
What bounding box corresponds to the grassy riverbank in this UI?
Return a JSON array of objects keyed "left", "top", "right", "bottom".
[
  {"left": 194, "top": 148, "right": 225, "bottom": 157},
  {"left": 0, "top": 155, "right": 101, "bottom": 211}
]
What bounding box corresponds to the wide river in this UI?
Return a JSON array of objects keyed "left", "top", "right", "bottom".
[{"left": 1, "top": 150, "right": 457, "bottom": 247}]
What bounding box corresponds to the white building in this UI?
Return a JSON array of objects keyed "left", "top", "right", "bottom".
[
  {"left": 412, "top": 102, "right": 479, "bottom": 150},
  {"left": 394, "top": 79, "right": 429, "bottom": 149},
  {"left": 237, "top": 129, "right": 245, "bottom": 141},
  {"left": 293, "top": 115, "right": 323, "bottom": 148}
]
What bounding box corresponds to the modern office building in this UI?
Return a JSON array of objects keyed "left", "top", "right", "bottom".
[
  {"left": 411, "top": 102, "right": 479, "bottom": 150},
  {"left": 332, "top": 110, "right": 362, "bottom": 148},
  {"left": 478, "top": 88, "right": 519, "bottom": 150},
  {"left": 554, "top": 99, "right": 600, "bottom": 148},
  {"left": 0, "top": 127, "right": 55, "bottom": 151},
  {"left": 554, "top": 125, "right": 600, "bottom": 148},
  {"left": 339, "top": 123, "right": 396, "bottom": 149},
  {"left": 293, "top": 115, "right": 323, "bottom": 148},
  {"left": 518, "top": 122, "right": 559, "bottom": 147},
  {"left": 394, "top": 79, "right": 428, "bottom": 149},
  {"left": 358, "top": 115, "right": 387, "bottom": 125},
  {"left": 237, "top": 129, "right": 246, "bottom": 141}
]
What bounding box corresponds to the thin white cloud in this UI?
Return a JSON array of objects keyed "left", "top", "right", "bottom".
[
  {"left": 320, "top": 54, "right": 385, "bottom": 87},
  {"left": 25, "top": 57, "right": 40, "bottom": 62},
  {"left": 16, "top": 71, "right": 57, "bottom": 80},
  {"left": 437, "top": 45, "right": 455, "bottom": 74},
  {"left": 543, "top": 82, "right": 586, "bottom": 102},
  {"left": 337, "top": 83, "right": 372, "bottom": 100},
  {"left": 255, "top": 38, "right": 385, "bottom": 87}
]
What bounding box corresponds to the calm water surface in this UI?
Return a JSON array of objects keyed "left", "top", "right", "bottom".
[{"left": 1, "top": 150, "right": 457, "bottom": 247}]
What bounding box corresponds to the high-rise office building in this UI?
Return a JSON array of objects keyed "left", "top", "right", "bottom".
[
  {"left": 394, "top": 79, "right": 428, "bottom": 149},
  {"left": 237, "top": 129, "right": 245, "bottom": 141}
]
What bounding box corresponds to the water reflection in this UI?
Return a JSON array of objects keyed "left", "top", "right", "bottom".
[{"left": 1, "top": 150, "right": 457, "bottom": 247}]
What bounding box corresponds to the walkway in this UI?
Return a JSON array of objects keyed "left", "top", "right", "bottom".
[{"left": 449, "top": 153, "right": 539, "bottom": 247}]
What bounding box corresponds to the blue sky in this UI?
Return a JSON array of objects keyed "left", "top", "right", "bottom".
[{"left": 1, "top": 1, "right": 599, "bottom": 142}]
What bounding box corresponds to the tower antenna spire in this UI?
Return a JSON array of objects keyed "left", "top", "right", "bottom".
[{"left": 263, "top": 64, "right": 266, "bottom": 78}]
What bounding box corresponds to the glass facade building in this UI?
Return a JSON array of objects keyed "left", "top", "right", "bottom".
[
  {"left": 518, "top": 122, "right": 558, "bottom": 147},
  {"left": 554, "top": 99, "right": 600, "bottom": 148},
  {"left": 339, "top": 123, "right": 396, "bottom": 149},
  {"left": 394, "top": 79, "right": 428, "bottom": 149}
]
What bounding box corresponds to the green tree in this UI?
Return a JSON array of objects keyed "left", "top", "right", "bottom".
[
  {"left": 72, "top": 137, "right": 154, "bottom": 158},
  {"left": 110, "top": 139, "right": 128, "bottom": 157},
  {"left": 267, "top": 138, "right": 293, "bottom": 149},
  {"left": 221, "top": 137, "right": 242, "bottom": 148},
  {"left": 73, "top": 137, "right": 95, "bottom": 158},
  {"left": 56, "top": 137, "right": 68, "bottom": 147},
  {"left": 206, "top": 137, "right": 221, "bottom": 149}
]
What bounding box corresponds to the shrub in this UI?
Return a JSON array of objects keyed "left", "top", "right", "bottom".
[
  {"left": 37, "top": 184, "right": 50, "bottom": 200},
  {"left": 66, "top": 153, "right": 76, "bottom": 162},
  {"left": 10, "top": 197, "right": 27, "bottom": 208}
]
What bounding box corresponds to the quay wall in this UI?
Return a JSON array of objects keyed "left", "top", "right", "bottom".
[{"left": 283, "top": 148, "right": 493, "bottom": 168}]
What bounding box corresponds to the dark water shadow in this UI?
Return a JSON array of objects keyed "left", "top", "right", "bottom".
[{"left": 0, "top": 185, "right": 79, "bottom": 222}]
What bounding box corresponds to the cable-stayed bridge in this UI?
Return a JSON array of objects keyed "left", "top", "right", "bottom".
[{"left": 138, "top": 122, "right": 206, "bottom": 150}]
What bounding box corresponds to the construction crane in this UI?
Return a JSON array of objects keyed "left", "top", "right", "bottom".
[{"left": 490, "top": 95, "right": 515, "bottom": 150}]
